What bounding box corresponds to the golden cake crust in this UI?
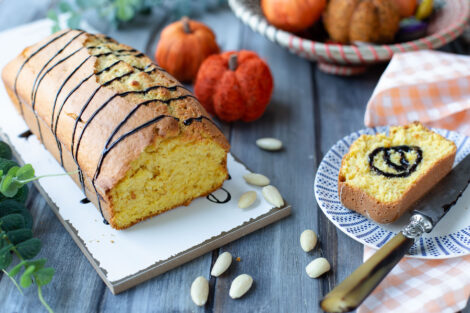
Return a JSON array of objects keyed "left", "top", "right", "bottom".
[
  {"left": 2, "top": 29, "right": 230, "bottom": 228},
  {"left": 338, "top": 122, "right": 456, "bottom": 224}
]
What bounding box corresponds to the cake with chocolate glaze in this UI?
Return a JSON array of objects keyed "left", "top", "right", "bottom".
[
  {"left": 2, "top": 29, "right": 230, "bottom": 229},
  {"left": 338, "top": 122, "right": 456, "bottom": 224}
]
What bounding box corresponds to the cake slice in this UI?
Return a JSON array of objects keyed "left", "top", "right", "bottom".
[
  {"left": 338, "top": 122, "right": 456, "bottom": 224},
  {"left": 2, "top": 30, "right": 230, "bottom": 229}
]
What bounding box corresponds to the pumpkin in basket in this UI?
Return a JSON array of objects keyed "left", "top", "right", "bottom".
[
  {"left": 261, "top": 0, "right": 326, "bottom": 33},
  {"left": 323, "top": 0, "right": 401, "bottom": 44},
  {"left": 155, "top": 17, "right": 219, "bottom": 82},
  {"left": 194, "top": 50, "right": 273, "bottom": 122}
]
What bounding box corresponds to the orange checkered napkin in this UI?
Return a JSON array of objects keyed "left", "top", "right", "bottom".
[
  {"left": 358, "top": 247, "right": 470, "bottom": 313},
  {"left": 361, "top": 50, "right": 470, "bottom": 313},
  {"left": 365, "top": 50, "right": 470, "bottom": 135}
]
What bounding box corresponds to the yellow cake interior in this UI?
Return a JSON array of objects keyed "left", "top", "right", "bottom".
[
  {"left": 80, "top": 36, "right": 227, "bottom": 228},
  {"left": 339, "top": 123, "right": 456, "bottom": 203},
  {"left": 109, "top": 137, "right": 227, "bottom": 228}
]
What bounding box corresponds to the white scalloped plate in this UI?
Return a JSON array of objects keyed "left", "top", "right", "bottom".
[{"left": 314, "top": 126, "right": 470, "bottom": 259}]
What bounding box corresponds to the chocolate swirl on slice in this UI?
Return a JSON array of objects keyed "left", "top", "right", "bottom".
[{"left": 369, "top": 145, "right": 423, "bottom": 178}]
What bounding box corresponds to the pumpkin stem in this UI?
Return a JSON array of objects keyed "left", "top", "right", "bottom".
[
  {"left": 228, "top": 54, "right": 238, "bottom": 71},
  {"left": 181, "top": 16, "right": 191, "bottom": 33}
]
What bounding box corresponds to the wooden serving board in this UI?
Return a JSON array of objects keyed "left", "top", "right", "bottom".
[{"left": 0, "top": 19, "right": 291, "bottom": 294}]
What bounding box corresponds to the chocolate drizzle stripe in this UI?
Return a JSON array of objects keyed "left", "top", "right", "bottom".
[
  {"left": 13, "top": 29, "right": 73, "bottom": 116},
  {"left": 183, "top": 115, "right": 222, "bottom": 132},
  {"left": 13, "top": 29, "right": 222, "bottom": 224},
  {"left": 31, "top": 31, "right": 86, "bottom": 105},
  {"left": 93, "top": 115, "right": 180, "bottom": 181},
  {"left": 369, "top": 145, "right": 423, "bottom": 178}
]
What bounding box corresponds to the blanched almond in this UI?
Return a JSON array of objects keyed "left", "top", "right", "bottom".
[
  {"left": 306, "top": 258, "right": 330, "bottom": 278},
  {"left": 262, "top": 185, "right": 284, "bottom": 207},
  {"left": 229, "top": 274, "right": 253, "bottom": 299},
  {"left": 243, "top": 173, "right": 270, "bottom": 186},
  {"left": 300, "top": 229, "right": 318, "bottom": 252},
  {"left": 256, "top": 138, "right": 283, "bottom": 151},
  {"left": 190, "top": 276, "right": 209, "bottom": 306},
  {"left": 211, "top": 252, "right": 232, "bottom": 277},
  {"left": 238, "top": 191, "right": 257, "bottom": 209}
]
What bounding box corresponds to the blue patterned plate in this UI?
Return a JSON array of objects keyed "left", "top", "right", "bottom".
[{"left": 314, "top": 126, "right": 470, "bottom": 259}]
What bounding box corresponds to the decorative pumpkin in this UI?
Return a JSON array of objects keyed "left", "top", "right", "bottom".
[
  {"left": 323, "top": 0, "right": 401, "bottom": 44},
  {"left": 155, "top": 17, "right": 219, "bottom": 82},
  {"left": 261, "top": 0, "right": 326, "bottom": 33},
  {"left": 396, "top": 0, "right": 418, "bottom": 17},
  {"left": 194, "top": 51, "right": 273, "bottom": 122}
]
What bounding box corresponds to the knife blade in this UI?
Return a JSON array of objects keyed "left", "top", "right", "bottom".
[{"left": 320, "top": 152, "right": 470, "bottom": 313}]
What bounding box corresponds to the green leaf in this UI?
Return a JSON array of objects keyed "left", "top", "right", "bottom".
[
  {"left": 0, "top": 141, "right": 12, "bottom": 160},
  {"left": 0, "top": 185, "right": 28, "bottom": 203},
  {"left": 8, "top": 260, "right": 26, "bottom": 277},
  {"left": 47, "top": 10, "right": 59, "bottom": 22},
  {"left": 16, "top": 238, "right": 41, "bottom": 259},
  {"left": 0, "top": 244, "right": 13, "bottom": 270},
  {"left": 0, "top": 200, "right": 33, "bottom": 229},
  {"left": 51, "top": 24, "right": 61, "bottom": 33},
  {"left": 20, "top": 265, "right": 35, "bottom": 288},
  {"left": 34, "top": 267, "right": 55, "bottom": 286},
  {"left": 1, "top": 174, "right": 21, "bottom": 198},
  {"left": 116, "top": 4, "right": 135, "bottom": 21},
  {"left": 6, "top": 228, "right": 33, "bottom": 245},
  {"left": 26, "top": 258, "right": 46, "bottom": 270},
  {"left": 0, "top": 214, "right": 25, "bottom": 231},
  {"left": 15, "top": 164, "right": 34, "bottom": 181},
  {"left": 0, "top": 158, "right": 18, "bottom": 174},
  {"left": 67, "top": 13, "right": 81, "bottom": 29},
  {"left": 59, "top": 1, "right": 72, "bottom": 12}
]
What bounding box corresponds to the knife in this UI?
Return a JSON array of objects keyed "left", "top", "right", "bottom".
[{"left": 320, "top": 153, "right": 470, "bottom": 313}]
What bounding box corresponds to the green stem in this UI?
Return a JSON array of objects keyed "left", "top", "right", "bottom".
[
  {"left": 2, "top": 269, "right": 23, "bottom": 295},
  {"left": 37, "top": 285, "right": 54, "bottom": 313},
  {"left": 17, "top": 170, "right": 79, "bottom": 184}
]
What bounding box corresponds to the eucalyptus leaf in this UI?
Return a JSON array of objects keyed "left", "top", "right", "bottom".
[
  {"left": 0, "top": 174, "right": 21, "bottom": 198},
  {"left": 7, "top": 228, "right": 33, "bottom": 245},
  {"left": 46, "top": 10, "right": 59, "bottom": 22},
  {"left": 0, "top": 200, "right": 33, "bottom": 229},
  {"left": 59, "top": 1, "right": 72, "bottom": 12},
  {"left": 16, "top": 238, "right": 41, "bottom": 259},
  {"left": 0, "top": 214, "right": 25, "bottom": 231},
  {"left": 67, "top": 13, "right": 81, "bottom": 29},
  {"left": 20, "top": 265, "right": 35, "bottom": 288},
  {"left": 0, "top": 244, "right": 13, "bottom": 270},
  {"left": 116, "top": 4, "right": 135, "bottom": 21},
  {"left": 34, "top": 267, "right": 55, "bottom": 287}
]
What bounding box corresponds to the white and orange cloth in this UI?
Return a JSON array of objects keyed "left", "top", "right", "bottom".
[{"left": 360, "top": 50, "right": 470, "bottom": 313}]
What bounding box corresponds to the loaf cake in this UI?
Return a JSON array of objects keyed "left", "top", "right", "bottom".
[
  {"left": 2, "top": 29, "right": 230, "bottom": 229},
  {"left": 338, "top": 122, "right": 456, "bottom": 224}
]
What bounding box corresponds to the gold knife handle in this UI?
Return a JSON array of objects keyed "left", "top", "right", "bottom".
[{"left": 320, "top": 232, "right": 414, "bottom": 313}]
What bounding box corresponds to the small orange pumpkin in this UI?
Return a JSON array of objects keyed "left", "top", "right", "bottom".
[
  {"left": 323, "top": 0, "right": 401, "bottom": 44},
  {"left": 155, "top": 17, "right": 220, "bottom": 82},
  {"left": 261, "top": 0, "right": 326, "bottom": 33},
  {"left": 194, "top": 51, "right": 273, "bottom": 122}
]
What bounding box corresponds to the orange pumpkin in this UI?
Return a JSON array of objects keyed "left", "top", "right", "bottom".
[
  {"left": 395, "top": 0, "right": 417, "bottom": 17},
  {"left": 155, "top": 17, "right": 219, "bottom": 82},
  {"left": 261, "top": 0, "right": 326, "bottom": 33},
  {"left": 194, "top": 51, "right": 273, "bottom": 122},
  {"left": 323, "top": 0, "right": 401, "bottom": 44}
]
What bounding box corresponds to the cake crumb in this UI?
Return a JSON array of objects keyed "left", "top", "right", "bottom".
[
  {"left": 236, "top": 257, "right": 241, "bottom": 262},
  {"left": 111, "top": 240, "right": 115, "bottom": 244}
]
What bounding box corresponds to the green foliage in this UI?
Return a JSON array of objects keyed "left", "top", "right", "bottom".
[
  {"left": 0, "top": 141, "right": 55, "bottom": 313},
  {"left": 0, "top": 141, "right": 12, "bottom": 160},
  {"left": 47, "top": 0, "right": 227, "bottom": 32}
]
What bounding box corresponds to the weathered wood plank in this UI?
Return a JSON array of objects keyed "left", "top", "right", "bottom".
[
  {"left": 313, "top": 64, "right": 386, "bottom": 302},
  {"left": 212, "top": 22, "right": 319, "bottom": 312}
]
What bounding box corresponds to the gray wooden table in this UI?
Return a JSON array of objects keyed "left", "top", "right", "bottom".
[{"left": 0, "top": 1, "right": 469, "bottom": 312}]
